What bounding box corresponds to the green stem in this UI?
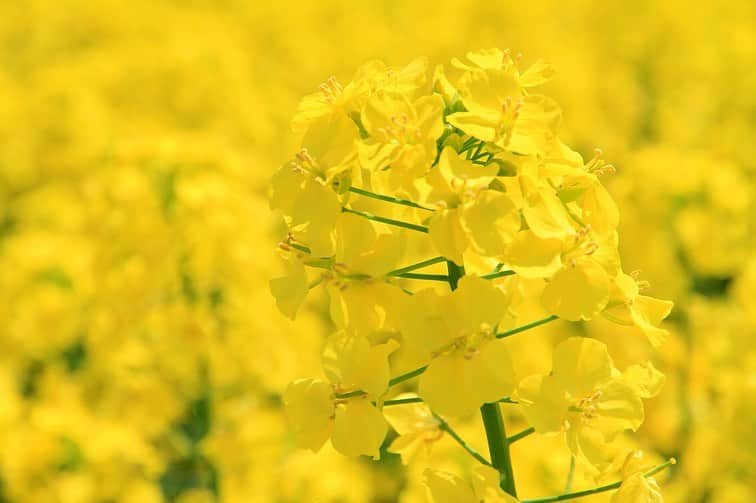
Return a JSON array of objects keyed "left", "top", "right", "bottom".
[
  {"left": 481, "top": 270, "right": 516, "bottom": 280},
  {"left": 445, "top": 260, "right": 465, "bottom": 290},
  {"left": 445, "top": 260, "right": 517, "bottom": 496},
  {"left": 564, "top": 456, "right": 575, "bottom": 493},
  {"left": 287, "top": 242, "right": 312, "bottom": 254},
  {"left": 521, "top": 459, "right": 676, "bottom": 503},
  {"left": 495, "top": 315, "right": 559, "bottom": 339},
  {"left": 342, "top": 207, "right": 429, "bottom": 233},
  {"left": 435, "top": 413, "right": 492, "bottom": 467},
  {"left": 386, "top": 256, "right": 446, "bottom": 276},
  {"left": 334, "top": 390, "right": 365, "bottom": 400},
  {"left": 480, "top": 403, "right": 518, "bottom": 496},
  {"left": 388, "top": 365, "right": 428, "bottom": 387},
  {"left": 348, "top": 186, "right": 435, "bottom": 211},
  {"left": 507, "top": 426, "right": 535, "bottom": 444},
  {"left": 393, "top": 273, "right": 449, "bottom": 282},
  {"left": 382, "top": 397, "right": 424, "bottom": 406}
]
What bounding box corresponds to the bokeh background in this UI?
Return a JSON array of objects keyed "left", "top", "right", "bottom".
[{"left": 1, "top": 1, "right": 754, "bottom": 501}]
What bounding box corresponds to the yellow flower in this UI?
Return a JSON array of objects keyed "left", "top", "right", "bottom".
[
  {"left": 334, "top": 212, "right": 406, "bottom": 277},
  {"left": 519, "top": 338, "right": 647, "bottom": 472},
  {"left": 283, "top": 378, "right": 334, "bottom": 452},
  {"left": 603, "top": 272, "right": 674, "bottom": 347},
  {"left": 283, "top": 332, "right": 398, "bottom": 458},
  {"left": 426, "top": 148, "right": 519, "bottom": 263},
  {"left": 383, "top": 396, "right": 442, "bottom": 465},
  {"left": 403, "top": 276, "right": 516, "bottom": 416},
  {"left": 541, "top": 257, "right": 611, "bottom": 321},
  {"left": 358, "top": 91, "right": 444, "bottom": 193},
  {"left": 612, "top": 473, "right": 664, "bottom": 503},
  {"left": 446, "top": 53, "right": 561, "bottom": 155},
  {"left": 423, "top": 466, "right": 519, "bottom": 503}
]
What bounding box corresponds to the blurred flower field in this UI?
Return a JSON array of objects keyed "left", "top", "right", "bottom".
[{"left": 0, "top": 1, "right": 754, "bottom": 502}]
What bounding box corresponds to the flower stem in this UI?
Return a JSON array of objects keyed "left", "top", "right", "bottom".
[
  {"left": 481, "top": 269, "right": 516, "bottom": 280},
  {"left": 393, "top": 273, "right": 449, "bottom": 282},
  {"left": 564, "top": 456, "right": 575, "bottom": 493},
  {"left": 445, "top": 260, "right": 518, "bottom": 496},
  {"left": 480, "top": 403, "right": 518, "bottom": 496},
  {"left": 386, "top": 256, "right": 446, "bottom": 276},
  {"left": 388, "top": 365, "right": 429, "bottom": 387},
  {"left": 495, "top": 315, "right": 559, "bottom": 339},
  {"left": 507, "top": 426, "right": 535, "bottom": 444},
  {"left": 348, "top": 186, "right": 435, "bottom": 211},
  {"left": 342, "top": 207, "right": 429, "bottom": 233},
  {"left": 434, "top": 413, "right": 492, "bottom": 467},
  {"left": 521, "top": 458, "right": 677, "bottom": 503}
]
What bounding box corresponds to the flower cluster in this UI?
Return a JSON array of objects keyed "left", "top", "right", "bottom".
[{"left": 273, "top": 49, "right": 675, "bottom": 500}]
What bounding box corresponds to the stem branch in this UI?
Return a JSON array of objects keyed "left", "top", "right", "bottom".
[
  {"left": 434, "top": 414, "right": 492, "bottom": 467},
  {"left": 342, "top": 207, "right": 429, "bottom": 233},
  {"left": 521, "top": 459, "right": 676, "bottom": 503},
  {"left": 348, "top": 186, "right": 435, "bottom": 211}
]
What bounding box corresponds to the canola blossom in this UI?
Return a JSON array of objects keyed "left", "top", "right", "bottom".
[
  {"left": 273, "top": 49, "right": 676, "bottom": 500},
  {"left": 3, "top": 2, "right": 755, "bottom": 501}
]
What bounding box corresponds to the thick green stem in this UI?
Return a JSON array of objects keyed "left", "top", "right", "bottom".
[
  {"left": 445, "top": 260, "right": 465, "bottom": 290},
  {"left": 480, "top": 403, "right": 518, "bottom": 496},
  {"left": 445, "top": 260, "right": 518, "bottom": 496}
]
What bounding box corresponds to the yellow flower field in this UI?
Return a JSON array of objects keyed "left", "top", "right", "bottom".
[{"left": 0, "top": 1, "right": 753, "bottom": 502}]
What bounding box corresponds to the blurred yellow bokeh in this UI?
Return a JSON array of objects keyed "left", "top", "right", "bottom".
[{"left": 0, "top": 1, "right": 754, "bottom": 502}]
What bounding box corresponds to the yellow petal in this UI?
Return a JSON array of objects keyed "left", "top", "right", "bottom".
[
  {"left": 446, "top": 111, "right": 499, "bottom": 142},
  {"left": 301, "top": 113, "right": 358, "bottom": 169},
  {"left": 630, "top": 296, "right": 674, "bottom": 348},
  {"left": 468, "top": 340, "right": 517, "bottom": 405},
  {"left": 448, "top": 275, "right": 508, "bottom": 334},
  {"left": 566, "top": 425, "right": 613, "bottom": 474},
  {"left": 505, "top": 230, "right": 563, "bottom": 278},
  {"left": 461, "top": 191, "right": 520, "bottom": 256},
  {"left": 269, "top": 255, "right": 308, "bottom": 319},
  {"left": 283, "top": 379, "right": 334, "bottom": 452},
  {"left": 429, "top": 208, "right": 468, "bottom": 265},
  {"left": 289, "top": 178, "right": 340, "bottom": 256},
  {"left": 396, "top": 288, "right": 455, "bottom": 352},
  {"left": 331, "top": 399, "right": 388, "bottom": 459},
  {"left": 387, "top": 432, "right": 427, "bottom": 466},
  {"left": 423, "top": 468, "right": 478, "bottom": 503},
  {"left": 594, "top": 380, "right": 645, "bottom": 433},
  {"left": 518, "top": 374, "right": 568, "bottom": 432},
  {"left": 552, "top": 337, "right": 613, "bottom": 397},
  {"left": 419, "top": 354, "right": 481, "bottom": 417},
  {"left": 382, "top": 398, "right": 436, "bottom": 436},
  {"left": 541, "top": 260, "right": 610, "bottom": 321},
  {"left": 517, "top": 59, "right": 556, "bottom": 87},
  {"left": 522, "top": 182, "right": 575, "bottom": 240},
  {"left": 322, "top": 332, "right": 398, "bottom": 396},
  {"left": 335, "top": 213, "right": 406, "bottom": 276},
  {"left": 611, "top": 473, "right": 663, "bottom": 503},
  {"left": 622, "top": 362, "right": 666, "bottom": 399},
  {"left": 472, "top": 465, "right": 520, "bottom": 503}
]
